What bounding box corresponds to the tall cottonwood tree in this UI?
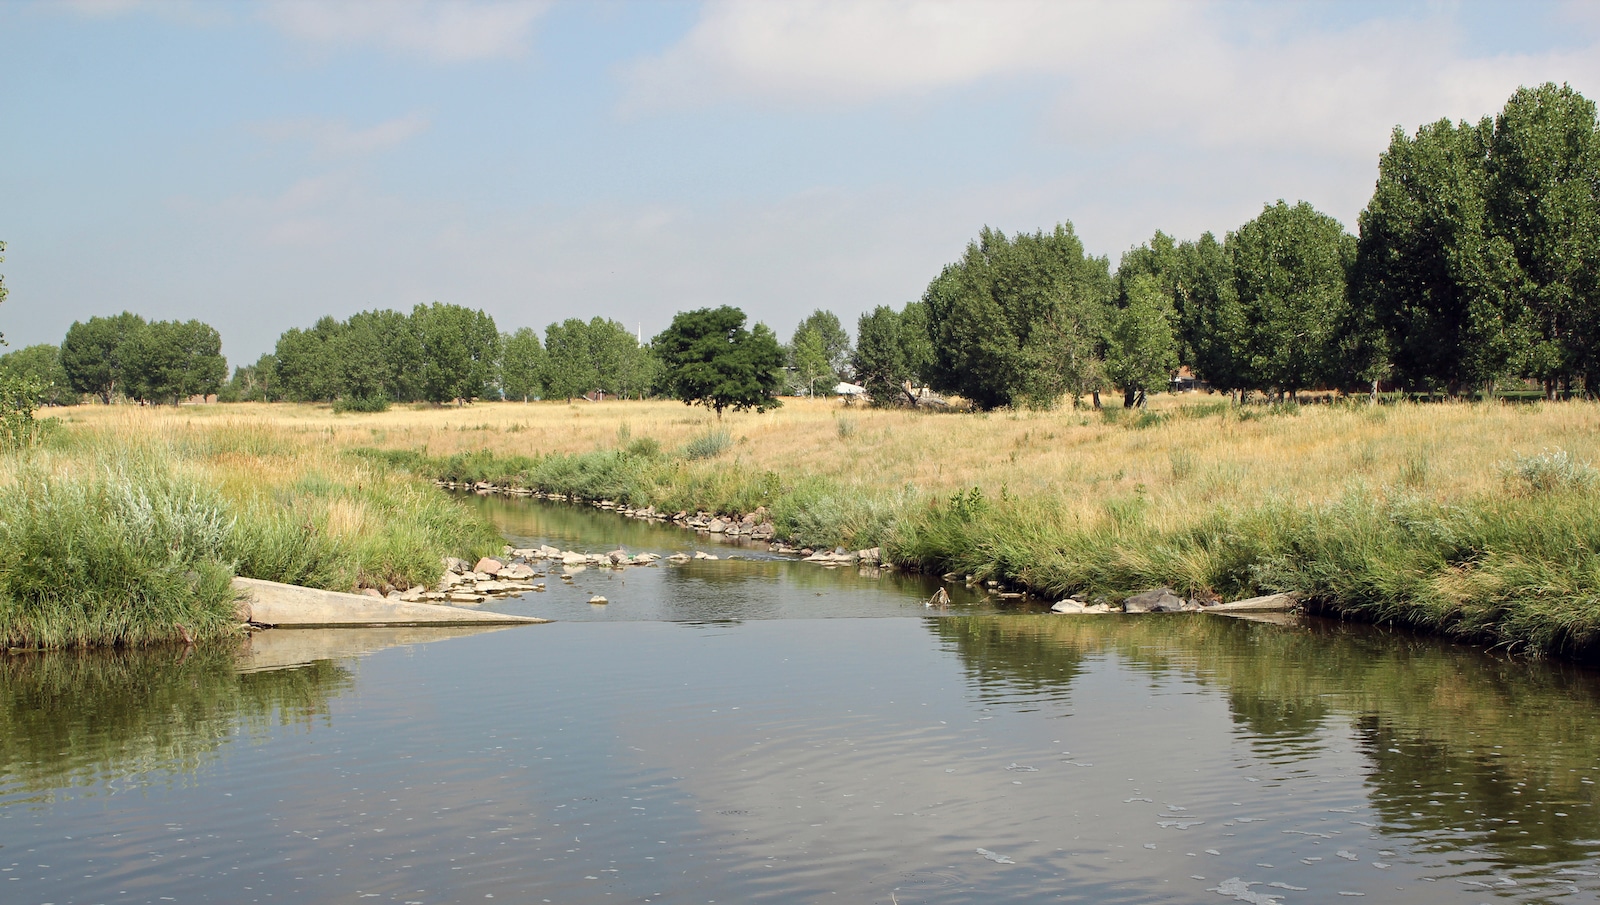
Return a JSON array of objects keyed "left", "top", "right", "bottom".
[
  {"left": 500, "top": 327, "right": 545, "bottom": 401},
  {"left": 411, "top": 302, "right": 498, "bottom": 404},
  {"left": 1228, "top": 201, "right": 1356, "bottom": 396},
  {"left": 61, "top": 312, "right": 149, "bottom": 403},
  {"left": 921, "top": 224, "right": 1111, "bottom": 409}
]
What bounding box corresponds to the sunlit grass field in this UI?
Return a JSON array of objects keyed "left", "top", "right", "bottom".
[{"left": 13, "top": 394, "right": 1600, "bottom": 656}]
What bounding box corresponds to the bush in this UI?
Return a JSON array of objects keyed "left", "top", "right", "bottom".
[
  {"left": 1502, "top": 448, "right": 1598, "bottom": 495},
  {"left": 682, "top": 428, "right": 733, "bottom": 460},
  {"left": 333, "top": 394, "right": 390, "bottom": 414}
]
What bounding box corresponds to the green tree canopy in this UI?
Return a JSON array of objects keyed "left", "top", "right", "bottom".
[
  {"left": 1103, "top": 272, "right": 1180, "bottom": 407},
  {"left": 61, "top": 312, "right": 148, "bottom": 404},
  {"left": 0, "top": 344, "right": 76, "bottom": 406},
  {"left": 541, "top": 318, "right": 598, "bottom": 403},
  {"left": 851, "top": 305, "right": 907, "bottom": 405},
  {"left": 1228, "top": 201, "right": 1356, "bottom": 395},
  {"left": 272, "top": 316, "right": 344, "bottom": 402},
  {"left": 1484, "top": 82, "right": 1600, "bottom": 396},
  {"left": 788, "top": 309, "right": 851, "bottom": 394},
  {"left": 123, "top": 319, "right": 226, "bottom": 405},
  {"left": 500, "top": 327, "right": 545, "bottom": 402},
  {"left": 652, "top": 306, "right": 784, "bottom": 418},
  {"left": 921, "top": 224, "right": 1112, "bottom": 409},
  {"left": 411, "top": 302, "right": 498, "bottom": 404}
]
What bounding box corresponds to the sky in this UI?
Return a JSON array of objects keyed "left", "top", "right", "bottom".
[{"left": 3, "top": 0, "right": 1600, "bottom": 366}]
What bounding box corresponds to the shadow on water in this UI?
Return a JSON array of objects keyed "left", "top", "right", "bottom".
[
  {"left": 0, "top": 642, "right": 353, "bottom": 804},
  {"left": 932, "top": 612, "right": 1600, "bottom": 868}
]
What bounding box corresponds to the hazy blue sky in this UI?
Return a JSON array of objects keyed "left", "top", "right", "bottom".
[{"left": 3, "top": 0, "right": 1599, "bottom": 364}]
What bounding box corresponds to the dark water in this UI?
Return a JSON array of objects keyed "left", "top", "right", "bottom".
[{"left": 3, "top": 501, "right": 1599, "bottom": 903}]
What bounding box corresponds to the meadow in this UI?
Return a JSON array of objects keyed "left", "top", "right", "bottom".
[{"left": 8, "top": 394, "right": 1600, "bottom": 657}]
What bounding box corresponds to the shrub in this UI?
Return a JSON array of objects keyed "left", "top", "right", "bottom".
[{"left": 682, "top": 427, "right": 733, "bottom": 460}]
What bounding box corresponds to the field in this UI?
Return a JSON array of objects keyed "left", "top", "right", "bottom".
[{"left": 10, "top": 394, "right": 1600, "bottom": 656}]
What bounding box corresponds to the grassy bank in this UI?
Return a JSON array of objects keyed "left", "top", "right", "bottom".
[
  {"left": 0, "top": 413, "right": 502, "bottom": 649},
  {"left": 43, "top": 397, "right": 1600, "bottom": 658}
]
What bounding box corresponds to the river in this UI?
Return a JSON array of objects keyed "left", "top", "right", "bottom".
[{"left": 2, "top": 497, "right": 1598, "bottom": 903}]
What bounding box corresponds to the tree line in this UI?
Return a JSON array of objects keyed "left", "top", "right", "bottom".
[
  {"left": 852, "top": 82, "right": 1600, "bottom": 409},
  {"left": 6, "top": 82, "right": 1597, "bottom": 414}
]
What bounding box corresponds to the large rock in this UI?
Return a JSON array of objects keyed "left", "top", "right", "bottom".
[
  {"left": 474, "top": 557, "right": 504, "bottom": 576},
  {"left": 1123, "top": 587, "right": 1187, "bottom": 613}
]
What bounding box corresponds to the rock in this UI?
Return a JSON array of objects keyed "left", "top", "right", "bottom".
[
  {"left": 1208, "top": 593, "right": 1299, "bottom": 613},
  {"left": 538, "top": 544, "right": 562, "bottom": 558},
  {"left": 631, "top": 553, "right": 659, "bottom": 565},
  {"left": 562, "top": 552, "right": 587, "bottom": 566},
  {"left": 1123, "top": 587, "right": 1187, "bottom": 613},
  {"left": 501, "top": 563, "right": 536, "bottom": 580},
  {"left": 858, "top": 547, "right": 881, "bottom": 564},
  {"left": 443, "top": 556, "right": 470, "bottom": 574},
  {"left": 386, "top": 590, "right": 402, "bottom": 600},
  {"left": 1051, "top": 600, "right": 1088, "bottom": 614},
  {"left": 588, "top": 595, "right": 608, "bottom": 605},
  {"left": 446, "top": 592, "right": 486, "bottom": 604},
  {"left": 707, "top": 518, "right": 728, "bottom": 534},
  {"left": 360, "top": 588, "right": 384, "bottom": 598},
  {"left": 399, "top": 586, "right": 426, "bottom": 602},
  {"left": 997, "top": 592, "right": 1025, "bottom": 600},
  {"left": 667, "top": 552, "right": 691, "bottom": 563},
  {"left": 607, "top": 549, "right": 628, "bottom": 565},
  {"left": 475, "top": 580, "right": 512, "bottom": 593}
]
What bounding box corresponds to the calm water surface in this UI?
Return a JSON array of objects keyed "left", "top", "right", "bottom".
[{"left": 3, "top": 499, "right": 1599, "bottom": 903}]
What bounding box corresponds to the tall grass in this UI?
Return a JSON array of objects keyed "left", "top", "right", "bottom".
[
  {"left": 0, "top": 414, "right": 503, "bottom": 649},
  {"left": 40, "top": 396, "right": 1600, "bottom": 658}
]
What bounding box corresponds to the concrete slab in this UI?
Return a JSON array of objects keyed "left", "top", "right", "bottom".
[{"left": 233, "top": 577, "right": 548, "bottom": 628}]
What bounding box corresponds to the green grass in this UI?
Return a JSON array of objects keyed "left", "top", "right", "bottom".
[{"left": 0, "top": 431, "right": 502, "bottom": 650}]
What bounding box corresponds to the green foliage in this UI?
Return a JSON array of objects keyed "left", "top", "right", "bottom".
[
  {"left": 220, "top": 353, "right": 279, "bottom": 403},
  {"left": 921, "top": 224, "right": 1112, "bottom": 409},
  {"left": 123, "top": 319, "right": 227, "bottom": 404},
  {"left": 1103, "top": 271, "right": 1179, "bottom": 406},
  {"left": 0, "top": 370, "right": 48, "bottom": 450},
  {"left": 0, "top": 462, "right": 239, "bottom": 648},
  {"left": 1228, "top": 200, "right": 1356, "bottom": 395},
  {"left": 788, "top": 309, "right": 850, "bottom": 395},
  {"left": 273, "top": 316, "right": 344, "bottom": 402},
  {"left": 853, "top": 303, "right": 933, "bottom": 406},
  {"left": 681, "top": 427, "right": 733, "bottom": 460},
  {"left": 331, "top": 394, "right": 390, "bottom": 413},
  {"left": 540, "top": 318, "right": 598, "bottom": 402},
  {"left": 411, "top": 302, "right": 499, "bottom": 404},
  {"left": 0, "top": 343, "right": 76, "bottom": 406},
  {"left": 60, "top": 311, "right": 147, "bottom": 403},
  {"left": 653, "top": 306, "right": 784, "bottom": 418},
  {"left": 500, "top": 326, "right": 545, "bottom": 401}
]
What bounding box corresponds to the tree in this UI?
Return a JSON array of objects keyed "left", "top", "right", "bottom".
[
  {"left": 1103, "top": 273, "right": 1180, "bottom": 407},
  {"left": 788, "top": 309, "right": 850, "bottom": 394},
  {"left": 541, "top": 318, "right": 598, "bottom": 403},
  {"left": 1484, "top": 83, "right": 1600, "bottom": 397},
  {"left": 789, "top": 325, "right": 834, "bottom": 396},
  {"left": 0, "top": 344, "right": 76, "bottom": 406},
  {"left": 500, "top": 327, "right": 545, "bottom": 402},
  {"left": 587, "top": 317, "right": 654, "bottom": 399},
  {"left": 340, "top": 309, "right": 422, "bottom": 403},
  {"left": 921, "top": 224, "right": 1112, "bottom": 409},
  {"left": 852, "top": 305, "right": 908, "bottom": 405},
  {"left": 123, "top": 319, "right": 226, "bottom": 405},
  {"left": 1352, "top": 117, "right": 1524, "bottom": 395},
  {"left": 652, "top": 306, "right": 784, "bottom": 418},
  {"left": 273, "top": 316, "right": 344, "bottom": 402},
  {"left": 410, "top": 303, "right": 498, "bottom": 404},
  {"left": 61, "top": 312, "right": 148, "bottom": 403},
  {"left": 220, "top": 353, "right": 278, "bottom": 403},
  {"left": 1228, "top": 201, "right": 1356, "bottom": 397}
]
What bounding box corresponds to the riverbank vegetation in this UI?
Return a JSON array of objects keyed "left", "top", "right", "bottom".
[
  {"left": 0, "top": 412, "right": 502, "bottom": 649},
  {"left": 34, "top": 396, "right": 1600, "bottom": 659}
]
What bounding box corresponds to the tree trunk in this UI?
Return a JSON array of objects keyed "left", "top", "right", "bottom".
[
  {"left": 1123, "top": 388, "right": 1136, "bottom": 409},
  {"left": 1091, "top": 390, "right": 1101, "bottom": 410}
]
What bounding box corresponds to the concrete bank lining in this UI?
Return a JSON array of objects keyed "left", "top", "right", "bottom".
[{"left": 234, "top": 577, "right": 548, "bottom": 628}]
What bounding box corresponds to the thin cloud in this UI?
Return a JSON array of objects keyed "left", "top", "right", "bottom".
[
  {"left": 259, "top": 0, "right": 552, "bottom": 63},
  {"left": 624, "top": 0, "right": 1600, "bottom": 162},
  {"left": 251, "top": 112, "right": 432, "bottom": 158}
]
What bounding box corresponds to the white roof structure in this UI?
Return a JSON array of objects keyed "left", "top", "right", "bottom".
[{"left": 834, "top": 382, "right": 866, "bottom": 396}]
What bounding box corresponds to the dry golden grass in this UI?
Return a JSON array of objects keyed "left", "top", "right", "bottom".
[{"left": 48, "top": 394, "right": 1600, "bottom": 525}]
